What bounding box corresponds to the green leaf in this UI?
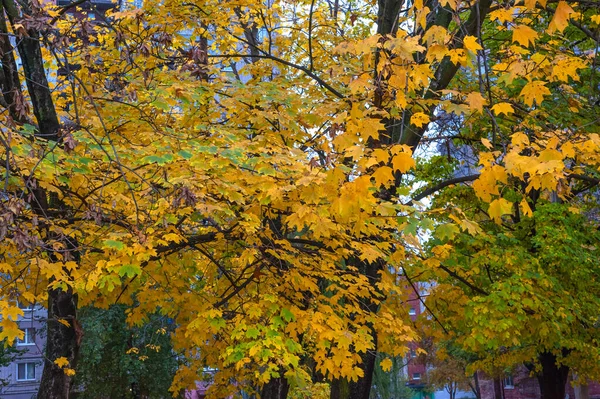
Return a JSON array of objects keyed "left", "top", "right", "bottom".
[
  {"left": 102, "top": 240, "right": 125, "bottom": 250},
  {"left": 246, "top": 327, "right": 260, "bottom": 339}
]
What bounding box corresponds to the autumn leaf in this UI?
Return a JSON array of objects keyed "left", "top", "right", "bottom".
[
  {"left": 488, "top": 198, "right": 513, "bottom": 223},
  {"left": 548, "top": 1, "right": 574, "bottom": 33},
  {"left": 481, "top": 138, "right": 493, "bottom": 149},
  {"left": 491, "top": 102, "right": 514, "bottom": 116},
  {"left": 411, "top": 112, "right": 430, "bottom": 128},
  {"left": 372, "top": 166, "right": 395, "bottom": 186},
  {"left": 57, "top": 319, "right": 71, "bottom": 328},
  {"left": 465, "top": 92, "right": 486, "bottom": 113},
  {"left": 512, "top": 25, "right": 538, "bottom": 47},
  {"left": 54, "top": 357, "right": 70, "bottom": 368},
  {"left": 392, "top": 152, "right": 416, "bottom": 173},
  {"left": 64, "top": 368, "right": 76, "bottom": 377},
  {"left": 463, "top": 35, "right": 482, "bottom": 53},
  {"left": 520, "top": 81, "right": 551, "bottom": 107},
  {"left": 380, "top": 358, "right": 393, "bottom": 372},
  {"left": 0, "top": 319, "right": 24, "bottom": 342}
]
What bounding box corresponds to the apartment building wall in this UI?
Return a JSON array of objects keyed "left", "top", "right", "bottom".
[{"left": 0, "top": 304, "right": 46, "bottom": 399}]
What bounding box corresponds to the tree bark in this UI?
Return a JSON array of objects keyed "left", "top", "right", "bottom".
[
  {"left": 2, "top": 0, "right": 60, "bottom": 140},
  {"left": 536, "top": 352, "right": 569, "bottom": 399},
  {"left": 37, "top": 289, "right": 79, "bottom": 399},
  {"left": 493, "top": 378, "right": 503, "bottom": 399},
  {"left": 329, "top": 260, "right": 379, "bottom": 399},
  {"left": 261, "top": 375, "right": 289, "bottom": 399},
  {"left": 0, "top": 4, "right": 27, "bottom": 123},
  {"left": 329, "top": 348, "right": 377, "bottom": 399},
  {"left": 574, "top": 383, "right": 589, "bottom": 399},
  {"left": 0, "top": 0, "right": 79, "bottom": 396}
]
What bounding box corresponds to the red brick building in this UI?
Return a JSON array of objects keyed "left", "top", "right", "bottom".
[{"left": 478, "top": 366, "right": 600, "bottom": 399}]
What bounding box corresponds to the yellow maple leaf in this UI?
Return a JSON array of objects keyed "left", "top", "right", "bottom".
[
  {"left": 481, "top": 138, "right": 493, "bottom": 149},
  {"left": 488, "top": 198, "right": 513, "bottom": 223},
  {"left": 410, "top": 112, "right": 430, "bottom": 128},
  {"left": 511, "top": 132, "right": 530, "bottom": 148},
  {"left": 392, "top": 152, "right": 416, "bottom": 173},
  {"left": 512, "top": 25, "right": 538, "bottom": 47},
  {"left": 463, "top": 36, "right": 482, "bottom": 53},
  {"left": 0, "top": 319, "right": 24, "bottom": 342},
  {"left": 438, "top": 0, "right": 457, "bottom": 9},
  {"left": 547, "top": 1, "right": 574, "bottom": 33},
  {"left": 372, "top": 148, "right": 390, "bottom": 164},
  {"left": 523, "top": 0, "right": 537, "bottom": 9},
  {"left": 64, "top": 368, "right": 76, "bottom": 377},
  {"left": 426, "top": 44, "right": 449, "bottom": 62},
  {"left": 520, "top": 199, "right": 533, "bottom": 218},
  {"left": 380, "top": 358, "right": 393, "bottom": 372},
  {"left": 423, "top": 25, "right": 448, "bottom": 45},
  {"left": 448, "top": 49, "right": 467, "bottom": 65},
  {"left": 520, "top": 81, "right": 551, "bottom": 107},
  {"left": 489, "top": 8, "right": 515, "bottom": 23},
  {"left": 57, "top": 318, "right": 71, "bottom": 328},
  {"left": 491, "top": 102, "right": 514, "bottom": 116},
  {"left": 372, "top": 166, "right": 394, "bottom": 187},
  {"left": 2, "top": 306, "right": 24, "bottom": 321},
  {"left": 54, "top": 357, "right": 70, "bottom": 368},
  {"left": 465, "top": 92, "right": 486, "bottom": 113}
]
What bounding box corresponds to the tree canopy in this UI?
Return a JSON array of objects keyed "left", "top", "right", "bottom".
[{"left": 0, "top": 0, "right": 598, "bottom": 398}]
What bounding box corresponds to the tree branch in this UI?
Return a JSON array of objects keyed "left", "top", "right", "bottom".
[{"left": 405, "top": 174, "right": 480, "bottom": 206}]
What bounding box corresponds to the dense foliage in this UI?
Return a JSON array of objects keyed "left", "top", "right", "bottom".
[
  {"left": 75, "top": 306, "right": 177, "bottom": 399},
  {"left": 0, "top": 0, "right": 597, "bottom": 397}
]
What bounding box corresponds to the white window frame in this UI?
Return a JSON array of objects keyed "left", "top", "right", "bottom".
[
  {"left": 18, "top": 301, "right": 33, "bottom": 311},
  {"left": 504, "top": 375, "right": 514, "bottom": 389},
  {"left": 409, "top": 307, "right": 416, "bottom": 316},
  {"left": 17, "top": 362, "right": 36, "bottom": 381},
  {"left": 413, "top": 372, "right": 421, "bottom": 380},
  {"left": 17, "top": 328, "right": 35, "bottom": 346}
]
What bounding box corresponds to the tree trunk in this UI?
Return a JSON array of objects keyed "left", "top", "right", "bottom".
[
  {"left": 574, "top": 384, "right": 589, "bottom": 399},
  {"left": 0, "top": 0, "right": 78, "bottom": 397},
  {"left": 329, "top": 348, "right": 377, "bottom": 399},
  {"left": 472, "top": 372, "right": 482, "bottom": 399},
  {"left": 2, "top": 0, "right": 60, "bottom": 140},
  {"left": 37, "top": 289, "right": 79, "bottom": 399},
  {"left": 493, "top": 378, "right": 503, "bottom": 399},
  {"left": 329, "top": 260, "right": 379, "bottom": 399},
  {"left": 536, "top": 352, "right": 569, "bottom": 399},
  {"left": 261, "top": 375, "right": 289, "bottom": 399}
]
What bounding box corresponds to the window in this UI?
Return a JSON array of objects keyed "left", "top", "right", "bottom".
[
  {"left": 17, "top": 363, "right": 36, "bottom": 381},
  {"left": 504, "top": 375, "right": 514, "bottom": 389},
  {"left": 409, "top": 307, "right": 416, "bottom": 316},
  {"left": 17, "top": 328, "right": 35, "bottom": 346},
  {"left": 410, "top": 348, "right": 417, "bottom": 358},
  {"left": 18, "top": 301, "right": 32, "bottom": 311},
  {"left": 412, "top": 372, "right": 421, "bottom": 380}
]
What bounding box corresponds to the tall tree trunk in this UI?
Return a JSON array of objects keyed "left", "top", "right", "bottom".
[
  {"left": 493, "top": 378, "right": 503, "bottom": 399},
  {"left": 536, "top": 352, "right": 569, "bottom": 399},
  {"left": 261, "top": 375, "right": 289, "bottom": 399},
  {"left": 471, "top": 372, "right": 482, "bottom": 399},
  {"left": 2, "top": 0, "right": 60, "bottom": 140},
  {"left": 37, "top": 289, "right": 79, "bottom": 399},
  {"left": 574, "top": 383, "right": 589, "bottom": 399},
  {"left": 329, "top": 348, "right": 377, "bottom": 399},
  {"left": 0, "top": 0, "right": 78, "bottom": 396},
  {"left": 329, "top": 260, "right": 379, "bottom": 399},
  {"left": 0, "top": 4, "right": 27, "bottom": 123}
]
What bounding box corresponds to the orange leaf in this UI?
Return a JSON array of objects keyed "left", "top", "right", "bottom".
[{"left": 512, "top": 25, "right": 538, "bottom": 47}]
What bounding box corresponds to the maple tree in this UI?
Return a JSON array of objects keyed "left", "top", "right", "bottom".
[{"left": 0, "top": 0, "right": 597, "bottom": 398}]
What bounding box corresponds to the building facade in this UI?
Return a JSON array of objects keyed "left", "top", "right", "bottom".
[{"left": 0, "top": 303, "right": 46, "bottom": 399}]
